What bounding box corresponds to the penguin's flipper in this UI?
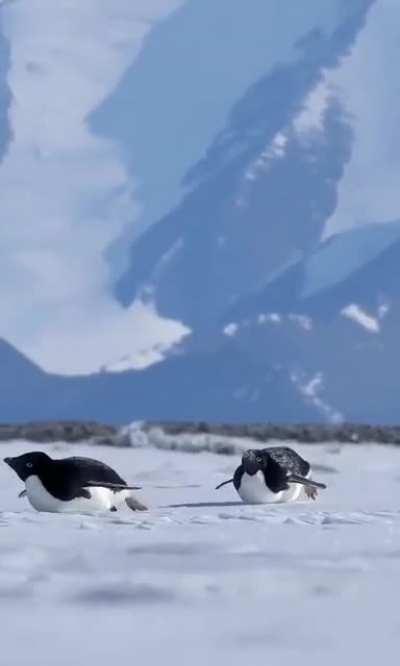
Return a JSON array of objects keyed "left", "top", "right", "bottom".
[
  {"left": 287, "top": 474, "right": 326, "bottom": 490},
  {"left": 215, "top": 478, "right": 234, "bottom": 490},
  {"left": 85, "top": 481, "right": 142, "bottom": 491},
  {"left": 18, "top": 489, "right": 27, "bottom": 498}
]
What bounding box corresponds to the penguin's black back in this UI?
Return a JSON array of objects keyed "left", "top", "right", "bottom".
[
  {"left": 262, "top": 447, "right": 310, "bottom": 477},
  {"left": 39, "top": 456, "right": 128, "bottom": 502}
]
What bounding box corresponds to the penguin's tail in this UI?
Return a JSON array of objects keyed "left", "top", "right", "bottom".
[
  {"left": 125, "top": 492, "right": 148, "bottom": 511},
  {"left": 287, "top": 474, "right": 326, "bottom": 490},
  {"left": 86, "top": 481, "right": 148, "bottom": 510}
]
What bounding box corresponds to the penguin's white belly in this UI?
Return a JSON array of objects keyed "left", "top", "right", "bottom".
[
  {"left": 25, "top": 475, "right": 129, "bottom": 513},
  {"left": 237, "top": 471, "right": 304, "bottom": 504}
]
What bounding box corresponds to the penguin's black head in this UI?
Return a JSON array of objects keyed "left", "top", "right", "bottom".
[
  {"left": 242, "top": 449, "right": 268, "bottom": 475},
  {"left": 4, "top": 451, "right": 51, "bottom": 482}
]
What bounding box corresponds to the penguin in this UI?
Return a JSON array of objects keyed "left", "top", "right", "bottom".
[
  {"left": 4, "top": 451, "right": 147, "bottom": 513},
  {"left": 215, "top": 447, "right": 326, "bottom": 504}
]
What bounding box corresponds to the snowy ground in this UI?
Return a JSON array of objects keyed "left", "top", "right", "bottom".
[{"left": 0, "top": 438, "right": 400, "bottom": 664}]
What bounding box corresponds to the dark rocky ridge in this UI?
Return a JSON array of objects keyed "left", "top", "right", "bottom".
[
  {"left": 0, "top": 421, "right": 117, "bottom": 444},
  {"left": 143, "top": 422, "right": 400, "bottom": 445},
  {"left": 2, "top": 421, "right": 400, "bottom": 446}
]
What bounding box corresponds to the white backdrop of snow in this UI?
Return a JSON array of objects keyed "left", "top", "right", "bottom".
[{"left": 1, "top": 437, "right": 400, "bottom": 665}]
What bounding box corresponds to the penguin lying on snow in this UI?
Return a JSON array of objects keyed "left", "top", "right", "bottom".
[
  {"left": 4, "top": 451, "right": 147, "bottom": 513},
  {"left": 216, "top": 447, "right": 326, "bottom": 504}
]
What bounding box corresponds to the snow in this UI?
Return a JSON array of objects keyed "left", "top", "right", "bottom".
[
  {"left": 289, "top": 314, "right": 313, "bottom": 332},
  {"left": 341, "top": 304, "right": 380, "bottom": 334},
  {"left": 151, "top": 239, "right": 185, "bottom": 283},
  {"left": 258, "top": 313, "right": 281, "bottom": 325},
  {"left": 1, "top": 437, "right": 400, "bottom": 665},
  {"left": 244, "top": 66, "right": 333, "bottom": 184},
  {"left": 93, "top": 0, "right": 347, "bottom": 238},
  {"left": 244, "top": 132, "right": 288, "bottom": 181},
  {"left": 100, "top": 300, "right": 190, "bottom": 373},
  {"left": 293, "top": 74, "right": 332, "bottom": 140},
  {"left": 0, "top": 0, "right": 186, "bottom": 375},
  {"left": 378, "top": 302, "right": 390, "bottom": 319},
  {"left": 302, "top": 221, "right": 400, "bottom": 298},
  {"left": 271, "top": 132, "right": 289, "bottom": 155},
  {"left": 223, "top": 323, "right": 239, "bottom": 337},
  {"left": 323, "top": 0, "right": 400, "bottom": 238},
  {"left": 0, "top": 0, "right": 368, "bottom": 376},
  {"left": 291, "top": 372, "right": 343, "bottom": 424},
  {"left": 243, "top": 70, "right": 332, "bottom": 184},
  {"left": 257, "top": 313, "right": 311, "bottom": 331}
]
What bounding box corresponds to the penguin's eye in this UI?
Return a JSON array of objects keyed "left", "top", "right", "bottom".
[
  {"left": 256, "top": 456, "right": 262, "bottom": 463},
  {"left": 26, "top": 462, "right": 33, "bottom": 469}
]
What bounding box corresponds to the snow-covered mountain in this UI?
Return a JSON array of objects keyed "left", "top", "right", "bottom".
[
  {"left": 219, "top": 220, "right": 400, "bottom": 423},
  {"left": 113, "top": 2, "right": 366, "bottom": 328},
  {"left": 1, "top": 0, "right": 400, "bottom": 423}
]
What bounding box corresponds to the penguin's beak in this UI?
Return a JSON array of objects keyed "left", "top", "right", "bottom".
[{"left": 4, "top": 457, "right": 18, "bottom": 474}]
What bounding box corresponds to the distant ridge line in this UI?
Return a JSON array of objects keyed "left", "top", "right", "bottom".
[
  {"left": 142, "top": 422, "right": 400, "bottom": 445},
  {"left": 1, "top": 421, "right": 400, "bottom": 446}
]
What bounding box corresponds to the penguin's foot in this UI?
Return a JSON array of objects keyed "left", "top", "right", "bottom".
[
  {"left": 125, "top": 495, "right": 148, "bottom": 511},
  {"left": 305, "top": 486, "right": 318, "bottom": 501}
]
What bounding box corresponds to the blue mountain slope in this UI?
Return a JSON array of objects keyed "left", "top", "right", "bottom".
[
  {"left": 219, "top": 222, "right": 400, "bottom": 423},
  {"left": 91, "top": 0, "right": 366, "bottom": 250},
  {"left": 0, "top": 337, "right": 318, "bottom": 424},
  {"left": 5, "top": 0, "right": 400, "bottom": 425},
  {"left": 114, "top": 2, "right": 372, "bottom": 333},
  {"left": 227, "top": 221, "right": 400, "bottom": 320}
]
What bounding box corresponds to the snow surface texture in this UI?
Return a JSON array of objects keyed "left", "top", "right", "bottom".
[{"left": 1, "top": 437, "right": 400, "bottom": 665}]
